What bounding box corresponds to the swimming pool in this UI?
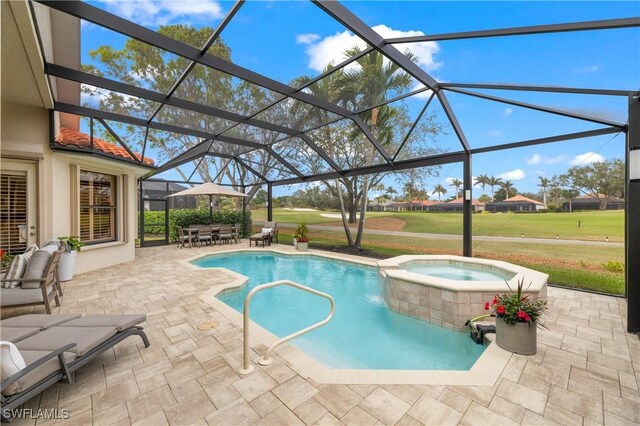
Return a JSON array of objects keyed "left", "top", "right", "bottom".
[{"left": 192, "top": 252, "right": 484, "bottom": 370}]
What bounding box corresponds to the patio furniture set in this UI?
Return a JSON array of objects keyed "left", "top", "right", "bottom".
[{"left": 176, "top": 224, "right": 241, "bottom": 248}]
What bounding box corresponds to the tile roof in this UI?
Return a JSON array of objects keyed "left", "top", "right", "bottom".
[
  {"left": 446, "top": 197, "right": 484, "bottom": 206},
  {"left": 503, "top": 194, "right": 544, "bottom": 204},
  {"left": 55, "top": 127, "right": 154, "bottom": 166}
]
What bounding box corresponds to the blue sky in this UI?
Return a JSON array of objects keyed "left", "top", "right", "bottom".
[{"left": 81, "top": 1, "right": 639, "bottom": 197}]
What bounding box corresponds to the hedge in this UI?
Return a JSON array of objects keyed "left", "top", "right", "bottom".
[{"left": 142, "top": 208, "right": 252, "bottom": 242}]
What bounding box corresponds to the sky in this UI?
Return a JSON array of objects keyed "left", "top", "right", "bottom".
[{"left": 78, "top": 0, "right": 640, "bottom": 198}]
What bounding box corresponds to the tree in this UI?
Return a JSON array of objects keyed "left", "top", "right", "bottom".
[
  {"left": 403, "top": 181, "right": 419, "bottom": 201},
  {"left": 538, "top": 177, "right": 551, "bottom": 206},
  {"left": 84, "top": 25, "right": 289, "bottom": 201},
  {"left": 251, "top": 189, "right": 267, "bottom": 208},
  {"left": 488, "top": 176, "right": 503, "bottom": 201},
  {"left": 501, "top": 180, "right": 515, "bottom": 199},
  {"left": 494, "top": 185, "right": 518, "bottom": 202},
  {"left": 295, "top": 48, "right": 444, "bottom": 248},
  {"left": 560, "top": 159, "right": 624, "bottom": 210},
  {"left": 478, "top": 193, "right": 491, "bottom": 204},
  {"left": 450, "top": 178, "right": 463, "bottom": 199},
  {"left": 475, "top": 174, "right": 489, "bottom": 194},
  {"left": 384, "top": 186, "right": 398, "bottom": 200},
  {"left": 433, "top": 184, "right": 447, "bottom": 201}
]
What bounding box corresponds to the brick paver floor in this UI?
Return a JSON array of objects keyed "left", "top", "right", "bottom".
[{"left": 2, "top": 244, "right": 639, "bottom": 425}]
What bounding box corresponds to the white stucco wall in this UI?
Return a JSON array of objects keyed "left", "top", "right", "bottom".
[
  {"left": 51, "top": 153, "right": 145, "bottom": 275},
  {"left": 1, "top": 1, "right": 148, "bottom": 276}
]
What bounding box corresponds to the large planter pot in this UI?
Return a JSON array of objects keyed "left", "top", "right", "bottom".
[
  {"left": 496, "top": 317, "right": 537, "bottom": 355},
  {"left": 58, "top": 250, "right": 77, "bottom": 282},
  {"left": 292, "top": 238, "right": 298, "bottom": 248},
  {"left": 296, "top": 242, "right": 308, "bottom": 252}
]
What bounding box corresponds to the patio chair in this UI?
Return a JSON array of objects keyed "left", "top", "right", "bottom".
[
  {"left": 176, "top": 226, "right": 192, "bottom": 249},
  {"left": 197, "top": 225, "right": 213, "bottom": 246},
  {"left": 0, "top": 314, "right": 150, "bottom": 421},
  {"left": 0, "top": 250, "right": 63, "bottom": 314},
  {"left": 231, "top": 223, "right": 241, "bottom": 244},
  {"left": 218, "top": 224, "right": 233, "bottom": 244}
]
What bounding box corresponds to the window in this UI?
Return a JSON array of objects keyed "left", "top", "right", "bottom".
[{"left": 79, "top": 171, "right": 116, "bottom": 243}]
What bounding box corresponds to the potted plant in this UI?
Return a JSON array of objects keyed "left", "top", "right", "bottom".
[
  {"left": 293, "top": 223, "right": 310, "bottom": 252},
  {"left": 57, "top": 236, "right": 84, "bottom": 281},
  {"left": 482, "top": 279, "right": 547, "bottom": 355}
]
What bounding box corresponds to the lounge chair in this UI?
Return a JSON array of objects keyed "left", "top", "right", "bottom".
[
  {"left": 0, "top": 250, "right": 63, "bottom": 314},
  {"left": 0, "top": 314, "right": 149, "bottom": 420},
  {"left": 249, "top": 222, "right": 278, "bottom": 247},
  {"left": 263, "top": 221, "right": 279, "bottom": 244}
]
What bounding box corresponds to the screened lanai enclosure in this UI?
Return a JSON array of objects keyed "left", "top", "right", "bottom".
[{"left": 30, "top": 1, "right": 639, "bottom": 332}]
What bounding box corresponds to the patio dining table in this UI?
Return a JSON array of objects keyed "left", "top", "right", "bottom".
[{"left": 182, "top": 225, "right": 240, "bottom": 247}]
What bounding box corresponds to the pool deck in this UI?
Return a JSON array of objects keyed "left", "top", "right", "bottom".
[{"left": 2, "top": 242, "right": 639, "bottom": 425}]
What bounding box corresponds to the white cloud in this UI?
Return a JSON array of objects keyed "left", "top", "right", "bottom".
[
  {"left": 524, "top": 153, "right": 567, "bottom": 166},
  {"left": 574, "top": 65, "right": 600, "bottom": 74},
  {"left": 99, "top": 0, "right": 224, "bottom": 27},
  {"left": 570, "top": 152, "right": 605, "bottom": 166},
  {"left": 504, "top": 108, "right": 513, "bottom": 117},
  {"left": 296, "top": 33, "right": 321, "bottom": 45},
  {"left": 534, "top": 170, "right": 546, "bottom": 176},
  {"left": 499, "top": 169, "right": 526, "bottom": 181},
  {"left": 297, "top": 24, "right": 441, "bottom": 73},
  {"left": 488, "top": 130, "right": 503, "bottom": 138}
]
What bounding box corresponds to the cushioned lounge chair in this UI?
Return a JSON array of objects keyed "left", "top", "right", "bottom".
[{"left": 1, "top": 314, "right": 149, "bottom": 420}]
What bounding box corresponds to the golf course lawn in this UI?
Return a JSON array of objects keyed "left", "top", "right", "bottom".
[
  {"left": 254, "top": 208, "right": 626, "bottom": 295},
  {"left": 258, "top": 208, "right": 624, "bottom": 242}
]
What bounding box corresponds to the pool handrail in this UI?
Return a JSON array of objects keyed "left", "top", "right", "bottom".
[{"left": 238, "top": 279, "right": 335, "bottom": 375}]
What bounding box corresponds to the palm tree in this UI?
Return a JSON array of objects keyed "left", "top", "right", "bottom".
[
  {"left": 502, "top": 180, "right": 515, "bottom": 199},
  {"left": 384, "top": 186, "right": 398, "bottom": 200},
  {"left": 488, "top": 176, "right": 502, "bottom": 201},
  {"left": 433, "top": 184, "right": 447, "bottom": 201},
  {"left": 333, "top": 47, "right": 415, "bottom": 248},
  {"left": 450, "top": 178, "right": 463, "bottom": 198},
  {"left": 291, "top": 68, "right": 354, "bottom": 245},
  {"left": 475, "top": 174, "right": 489, "bottom": 194},
  {"left": 538, "top": 177, "right": 550, "bottom": 206}
]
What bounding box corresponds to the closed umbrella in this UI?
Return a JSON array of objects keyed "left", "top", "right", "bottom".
[{"left": 167, "top": 182, "right": 248, "bottom": 223}]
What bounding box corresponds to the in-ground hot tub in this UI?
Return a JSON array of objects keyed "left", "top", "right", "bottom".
[{"left": 377, "top": 255, "right": 548, "bottom": 331}]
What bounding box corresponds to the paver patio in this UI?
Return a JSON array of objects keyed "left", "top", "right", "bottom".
[{"left": 2, "top": 243, "right": 639, "bottom": 426}]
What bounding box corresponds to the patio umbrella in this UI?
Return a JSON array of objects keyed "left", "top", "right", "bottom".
[{"left": 167, "top": 182, "right": 248, "bottom": 223}]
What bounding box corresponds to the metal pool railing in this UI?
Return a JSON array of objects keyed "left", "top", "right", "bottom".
[{"left": 238, "top": 280, "right": 335, "bottom": 375}]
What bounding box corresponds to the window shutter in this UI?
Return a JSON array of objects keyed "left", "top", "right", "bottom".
[{"left": 0, "top": 174, "right": 28, "bottom": 254}]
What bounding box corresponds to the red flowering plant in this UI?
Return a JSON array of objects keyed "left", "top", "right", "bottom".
[{"left": 483, "top": 279, "right": 547, "bottom": 327}]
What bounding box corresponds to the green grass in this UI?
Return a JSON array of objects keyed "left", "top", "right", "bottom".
[
  {"left": 272, "top": 227, "right": 625, "bottom": 295},
  {"left": 518, "top": 263, "right": 625, "bottom": 295},
  {"left": 258, "top": 208, "right": 624, "bottom": 242}
]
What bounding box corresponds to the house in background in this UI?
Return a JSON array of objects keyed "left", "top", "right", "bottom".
[
  {"left": 431, "top": 198, "right": 485, "bottom": 213},
  {"left": 140, "top": 180, "right": 197, "bottom": 211},
  {"left": 563, "top": 194, "right": 625, "bottom": 211},
  {"left": 485, "top": 195, "right": 546, "bottom": 212},
  {"left": 1, "top": 1, "right": 154, "bottom": 274}
]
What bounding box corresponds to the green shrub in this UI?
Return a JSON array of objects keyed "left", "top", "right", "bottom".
[
  {"left": 601, "top": 261, "right": 624, "bottom": 273},
  {"left": 142, "top": 208, "right": 252, "bottom": 242}
]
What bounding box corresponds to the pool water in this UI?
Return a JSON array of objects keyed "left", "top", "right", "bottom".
[
  {"left": 193, "top": 252, "right": 484, "bottom": 370},
  {"left": 403, "top": 264, "right": 515, "bottom": 281}
]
